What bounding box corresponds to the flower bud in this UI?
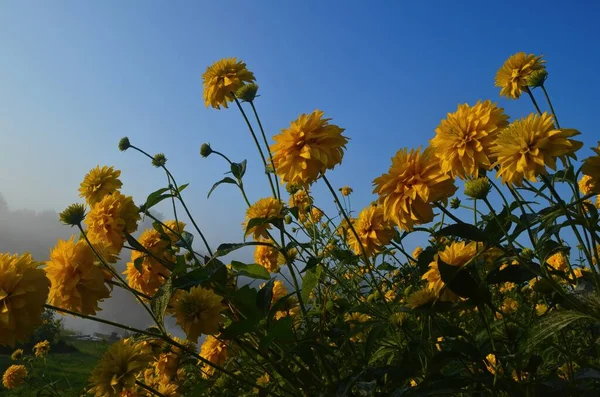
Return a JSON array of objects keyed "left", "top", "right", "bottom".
[
  {"left": 152, "top": 153, "right": 167, "bottom": 168},
  {"left": 521, "top": 248, "right": 535, "bottom": 260},
  {"left": 284, "top": 215, "right": 292, "bottom": 224},
  {"left": 118, "top": 137, "right": 131, "bottom": 151},
  {"left": 464, "top": 177, "right": 491, "bottom": 200},
  {"left": 526, "top": 69, "right": 548, "bottom": 88},
  {"left": 59, "top": 203, "right": 87, "bottom": 226},
  {"left": 285, "top": 184, "right": 300, "bottom": 195},
  {"left": 450, "top": 197, "right": 461, "bottom": 209},
  {"left": 200, "top": 143, "right": 213, "bottom": 158},
  {"left": 235, "top": 83, "right": 259, "bottom": 102}
]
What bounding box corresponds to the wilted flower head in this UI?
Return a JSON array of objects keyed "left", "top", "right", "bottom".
[
  {"left": 346, "top": 205, "right": 395, "bottom": 257},
  {"left": 271, "top": 110, "right": 348, "bottom": 185},
  {"left": 235, "top": 83, "right": 259, "bottom": 102},
  {"left": 373, "top": 147, "right": 457, "bottom": 230},
  {"left": 202, "top": 58, "right": 255, "bottom": 109},
  {"left": 79, "top": 166, "right": 123, "bottom": 206},
  {"left": 464, "top": 177, "right": 492, "bottom": 200},
  {"left": 2, "top": 365, "right": 27, "bottom": 389},
  {"left": 431, "top": 101, "right": 509, "bottom": 178},
  {"left": 88, "top": 340, "right": 150, "bottom": 397},
  {"left": 59, "top": 203, "right": 87, "bottom": 226},
  {"left": 168, "top": 286, "right": 225, "bottom": 342},
  {"left": 492, "top": 113, "right": 583, "bottom": 186},
  {"left": 243, "top": 197, "right": 284, "bottom": 240},
  {"left": 495, "top": 52, "right": 545, "bottom": 99},
  {"left": 0, "top": 253, "right": 49, "bottom": 347}
]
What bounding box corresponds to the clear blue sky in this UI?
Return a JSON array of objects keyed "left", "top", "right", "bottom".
[{"left": 1, "top": 1, "right": 599, "bottom": 247}]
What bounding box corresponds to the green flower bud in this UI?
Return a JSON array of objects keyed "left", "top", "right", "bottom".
[
  {"left": 464, "top": 177, "right": 491, "bottom": 200},
  {"left": 151, "top": 153, "right": 167, "bottom": 168},
  {"left": 59, "top": 203, "right": 86, "bottom": 226},
  {"left": 526, "top": 69, "right": 548, "bottom": 88},
  {"left": 284, "top": 215, "right": 292, "bottom": 224},
  {"left": 450, "top": 197, "right": 461, "bottom": 209},
  {"left": 118, "top": 137, "right": 131, "bottom": 151},
  {"left": 235, "top": 83, "right": 259, "bottom": 102},
  {"left": 200, "top": 143, "right": 213, "bottom": 158},
  {"left": 521, "top": 247, "right": 535, "bottom": 260},
  {"left": 286, "top": 184, "right": 300, "bottom": 195}
]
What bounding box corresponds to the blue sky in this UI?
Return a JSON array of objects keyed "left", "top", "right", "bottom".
[{"left": 1, "top": 1, "right": 599, "bottom": 249}]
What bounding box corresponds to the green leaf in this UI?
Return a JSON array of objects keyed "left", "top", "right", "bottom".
[
  {"left": 214, "top": 241, "right": 275, "bottom": 257},
  {"left": 438, "top": 258, "right": 489, "bottom": 304},
  {"left": 231, "top": 160, "right": 247, "bottom": 179},
  {"left": 302, "top": 266, "right": 321, "bottom": 301},
  {"left": 244, "top": 216, "right": 282, "bottom": 235},
  {"left": 172, "top": 268, "right": 209, "bottom": 290},
  {"left": 364, "top": 324, "right": 385, "bottom": 361},
  {"left": 377, "top": 262, "right": 396, "bottom": 271},
  {"left": 125, "top": 233, "right": 147, "bottom": 253},
  {"left": 300, "top": 256, "right": 321, "bottom": 273},
  {"left": 522, "top": 310, "right": 592, "bottom": 353},
  {"left": 133, "top": 256, "right": 145, "bottom": 274},
  {"left": 288, "top": 206, "right": 299, "bottom": 220},
  {"left": 416, "top": 246, "right": 436, "bottom": 273},
  {"left": 177, "top": 183, "right": 189, "bottom": 193},
  {"left": 207, "top": 177, "right": 237, "bottom": 198},
  {"left": 436, "top": 223, "right": 489, "bottom": 242},
  {"left": 259, "top": 316, "right": 294, "bottom": 350},
  {"left": 230, "top": 260, "right": 271, "bottom": 280},
  {"left": 175, "top": 231, "right": 194, "bottom": 249},
  {"left": 150, "top": 277, "right": 173, "bottom": 329},
  {"left": 141, "top": 188, "right": 172, "bottom": 212},
  {"left": 257, "top": 279, "right": 274, "bottom": 316},
  {"left": 220, "top": 318, "right": 258, "bottom": 339},
  {"left": 486, "top": 263, "right": 540, "bottom": 284},
  {"left": 231, "top": 285, "right": 260, "bottom": 319}
]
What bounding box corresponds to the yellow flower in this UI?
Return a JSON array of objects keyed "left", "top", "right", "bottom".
[
  {"left": 310, "top": 207, "right": 324, "bottom": 224},
  {"left": 578, "top": 175, "right": 595, "bottom": 195},
  {"left": 33, "top": 340, "right": 50, "bottom": 358},
  {"left": 406, "top": 288, "right": 436, "bottom": 309},
  {"left": 85, "top": 191, "right": 140, "bottom": 252},
  {"left": 546, "top": 252, "right": 568, "bottom": 272},
  {"left": 499, "top": 282, "right": 516, "bottom": 294},
  {"left": 168, "top": 287, "right": 225, "bottom": 342},
  {"left": 0, "top": 253, "right": 49, "bottom": 347},
  {"left": 202, "top": 58, "right": 255, "bottom": 109},
  {"left": 2, "top": 365, "right": 27, "bottom": 389},
  {"left": 243, "top": 197, "right": 284, "bottom": 240},
  {"left": 422, "top": 241, "right": 477, "bottom": 301},
  {"left": 535, "top": 303, "right": 548, "bottom": 316},
  {"left": 262, "top": 280, "right": 290, "bottom": 306},
  {"left": 123, "top": 221, "right": 184, "bottom": 297},
  {"left": 495, "top": 52, "right": 545, "bottom": 99},
  {"left": 344, "top": 312, "right": 370, "bottom": 342},
  {"left": 492, "top": 113, "right": 583, "bottom": 186},
  {"left": 346, "top": 205, "right": 395, "bottom": 257},
  {"left": 88, "top": 340, "right": 150, "bottom": 397},
  {"left": 199, "top": 335, "right": 228, "bottom": 378},
  {"left": 254, "top": 243, "right": 281, "bottom": 273},
  {"left": 501, "top": 297, "right": 519, "bottom": 315},
  {"left": 289, "top": 189, "right": 313, "bottom": 220},
  {"left": 340, "top": 186, "right": 353, "bottom": 196},
  {"left": 410, "top": 379, "right": 418, "bottom": 387},
  {"left": 410, "top": 246, "right": 424, "bottom": 266},
  {"left": 46, "top": 237, "right": 112, "bottom": 315},
  {"left": 431, "top": 101, "right": 509, "bottom": 178},
  {"left": 581, "top": 143, "right": 600, "bottom": 194},
  {"left": 10, "top": 349, "right": 23, "bottom": 361},
  {"left": 79, "top": 166, "right": 123, "bottom": 206},
  {"left": 373, "top": 147, "right": 457, "bottom": 230},
  {"left": 255, "top": 373, "right": 270, "bottom": 393},
  {"left": 156, "top": 382, "right": 180, "bottom": 397},
  {"left": 484, "top": 353, "right": 503, "bottom": 375},
  {"left": 390, "top": 312, "right": 409, "bottom": 326},
  {"left": 271, "top": 110, "right": 348, "bottom": 185}
]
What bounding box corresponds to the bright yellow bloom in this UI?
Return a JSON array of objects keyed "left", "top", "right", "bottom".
[
  {"left": 422, "top": 241, "right": 477, "bottom": 302},
  {"left": 79, "top": 166, "right": 123, "bottom": 206},
  {"left": 33, "top": 340, "right": 50, "bottom": 358},
  {"left": 546, "top": 252, "right": 568, "bottom": 272},
  {"left": 310, "top": 207, "right": 324, "bottom": 224},
  {"left": 199, "top": 335, "right": 228, "bottom": 378},
  {"left": 156, "top": 382, "right": 180, "bottom": 397},
  {"left": 267, "top": 280, "right": 289, "bottom": 306},
  {"left": 123, "top": 221, "right": 184, "bottom": 297},
  {"left": 346, "top": 205, "right": 395, "bottom": 257},
  {"left": 10, "top": 349, "right": 23, "bottom": 361},
  {"left": 373, "top": 147, "right": 457, "bottom": 230},
  {"left": 46, "top": 237, "right": 112, "bottom": 315},
  {"left": 578, "top": 175, "right": 595, "bottom": 195},
  {"left": 431, "top": 101, "right": 509, "bottom": 178},
  {"left": 535, "top": 303, "right": 548, "bottom": 316},
  {"left": 243, "top": 197, "right": 284, "bottom": 240},
  {"left": 340, "top": 186, "right": 353, "bottom": 196},
  {"left": 271, "top": 110, "right": 348, "bottom": 185},
  {"left": 2, "top": 365, "right": 27, "bottom": 389},
  {"left": 88, "top": 340, "right": 150, "bottom": 397},
  {"left": 492, "top": 113, "right": 583, "bottom": 186},
  {"left": 581, "top": 143, "right": 600, "bottom": 194},
  {"left": 168, "top": 287, "right": 225, "bottom": 342},
  {"left": 495, "top": 52, "right": 545, "bottom": 99},
  {"left": 255, "top": 373, "right": 270, "bottom": 392},
  {"left": 0, "top": 253, "right": 49, "bottom": 347},
  {"left": 254, "top": 243, "right": 281, "bottom": 273},
  {"left": 410, "top": 379, "right": 418, "bottom": 387},
  {"left": 499, "top": 282, "right": 516, "bottom": 294},
  {"left": 406, "top": 288, "right": 436, "bottom": 309},
  {"left": 501, "top": 297, "right": 519, "bottom": 315},
  {"left": 202, "top": 58, "right": 255, "bottom": 109},
  {"left": 85, "top": 191, "right": 140, "bottom": 252},
  {"left": 484, "top": 353, "right": 503, "bottom": 375}
]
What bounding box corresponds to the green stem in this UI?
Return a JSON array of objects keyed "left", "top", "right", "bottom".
[
  {"left": 434, "top": 202, "right": 464, "bottom": 224},
  {"left": 525, "top": 87, "right": 543, "bottom": 114},
  {"left": 250, "top": 101, "right": 281, "bottom": 201},
  {"left": 136, "top": 380, "right": 166, "bottom": 397},
  {"left": 541, "top": 85, "right": 560, "bottom": 128}
]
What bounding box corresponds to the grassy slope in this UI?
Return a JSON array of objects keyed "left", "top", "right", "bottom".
[{"left": 0, "top": 339, "right": 109, "bottom": 396}]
